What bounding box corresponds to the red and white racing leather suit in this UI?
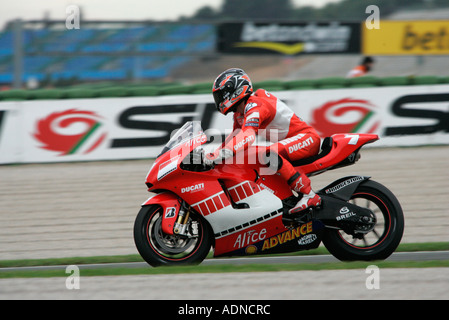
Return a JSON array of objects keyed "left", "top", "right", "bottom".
[{"left": 215, "top": 89, "right": 321, "bottom": 194}]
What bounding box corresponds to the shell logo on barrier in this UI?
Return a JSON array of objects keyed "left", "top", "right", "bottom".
[
  {"left": 33, "top": 109, "right": 107, "bottom": 156},
  {"left": 310, "top": 98, "right": 381, "bottom": 137}
]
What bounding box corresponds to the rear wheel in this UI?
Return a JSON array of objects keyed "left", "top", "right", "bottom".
[
  {"left": 322, "top": 180, "right": 404, "bottom": 261},
  {"left": 134, "top": 205, "right": 213, "bottom": 267}
]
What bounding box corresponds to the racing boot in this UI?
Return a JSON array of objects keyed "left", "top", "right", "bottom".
[{"left": 288, "top": 172, "right": 321, "bottom": 214}]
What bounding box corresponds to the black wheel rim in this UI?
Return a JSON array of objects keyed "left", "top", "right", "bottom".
[
  {"left": 145, "top": 207, "right": 204, "bottom": 261},
  {"left": 337, "top": 192, "right": 391, "bottom": 250}
]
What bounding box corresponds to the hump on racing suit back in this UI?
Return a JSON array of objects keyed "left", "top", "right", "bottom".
[{"left": 234, "top": 89, "right": 317, "bottom": 143}]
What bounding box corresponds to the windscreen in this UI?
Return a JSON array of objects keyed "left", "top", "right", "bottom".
[{"left": 158, "top": 121, "right": 204, "bottom": 157}]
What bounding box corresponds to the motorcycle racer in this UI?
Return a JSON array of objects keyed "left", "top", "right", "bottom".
[{"left": 207, "top": 68, "right": 321, "bottom": 214}]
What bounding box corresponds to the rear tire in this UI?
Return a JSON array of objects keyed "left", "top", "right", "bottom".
[
  {"left": 134, "top": 205, "right": 213, "bottom": 267},
  {"left": 322, "top": 180, "right": 404, "bottom": 261}
]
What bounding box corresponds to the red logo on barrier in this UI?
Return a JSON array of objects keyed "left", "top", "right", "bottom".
[
  {"left": 310, "top": 98, "right": 381, "bottom": 137},
  {"left": 33, "top": 109, "right": 107, "bottom": 156}
]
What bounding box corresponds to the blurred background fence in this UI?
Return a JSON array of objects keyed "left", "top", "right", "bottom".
[
  {"left": 0, "top": 20, "right": 216, "bottom": 88},
  {"left": 1, "top": 0, "right": 449, "bottom": 91}
]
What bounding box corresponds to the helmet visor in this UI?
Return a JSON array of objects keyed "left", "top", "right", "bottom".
[{"left": 212, "top": 89, "right": 224, "bottom": 110}]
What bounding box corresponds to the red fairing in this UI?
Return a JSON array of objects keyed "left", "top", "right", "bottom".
[
  {"left": 142, "top": 192, "right": 181, "bottom": 235},
  {"left": 145, "top": 133, "right": 207, "bottom": 187},
  {"left": 300, "top": 133, "right": 379, "bottom": 174}
]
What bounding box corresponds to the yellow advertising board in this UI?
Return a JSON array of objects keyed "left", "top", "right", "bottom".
[{"left": 363, "top": 20, "right": 449, "bottom": 55}]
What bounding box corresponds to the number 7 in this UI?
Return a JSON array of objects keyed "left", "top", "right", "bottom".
[{"left": 345, "top": 134, "right": 359, "bottom": 145}]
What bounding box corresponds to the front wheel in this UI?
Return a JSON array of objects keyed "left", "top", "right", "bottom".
[
  {"left": 322, "top": 180, "right": 404, "bottom": 261},
  {"left": 134, "top": 205, "right": 213, "bottom": 267}
]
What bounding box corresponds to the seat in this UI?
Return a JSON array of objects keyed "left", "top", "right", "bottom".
[{"left": 290, "top": 137, "right": 333, "bottom": 167}]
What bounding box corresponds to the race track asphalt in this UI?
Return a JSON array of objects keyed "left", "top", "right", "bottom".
[{"left": 1, "top": 267, "right": 448, "bottom": 300}]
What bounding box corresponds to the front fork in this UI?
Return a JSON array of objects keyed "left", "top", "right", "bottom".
[{"left": 173, "top": 202, "right": 192, "bottom": 236}]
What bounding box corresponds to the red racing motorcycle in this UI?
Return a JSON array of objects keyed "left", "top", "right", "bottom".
[{"left": 134, "top": 121, "right": 404, "bottom": 267}]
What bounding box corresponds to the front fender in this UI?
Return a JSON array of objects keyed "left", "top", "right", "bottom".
[
  {"left": 142, "top": 192, "right": 181, "bottom": 235},
  {"left": 318, "top": 176, "right": 370, "bottom": 201}
]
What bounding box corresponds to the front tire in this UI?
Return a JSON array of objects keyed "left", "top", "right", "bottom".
[
  {"left": 322, "top": 180, "right": 404, "bottom": 261},
  {"left": 134, "top": 205, "right": 213, "bottom": 267}
]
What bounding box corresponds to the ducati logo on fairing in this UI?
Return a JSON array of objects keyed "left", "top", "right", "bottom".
[{"left": 181, "top": 183, "right": 205, "bottom": 193}]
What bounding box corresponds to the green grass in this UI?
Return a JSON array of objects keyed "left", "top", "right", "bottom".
[
  {"left": 1, "top": 242, "right": 447, "bottom": 269},
  {"left": 0, "top": 254, "right": 143, "bottom": 269},
  {"left": 1, "top": 260, "right": 449, "bottom": 279},
  {"left": 0, "top": 242, "right": 448, "bottom": 278}
]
